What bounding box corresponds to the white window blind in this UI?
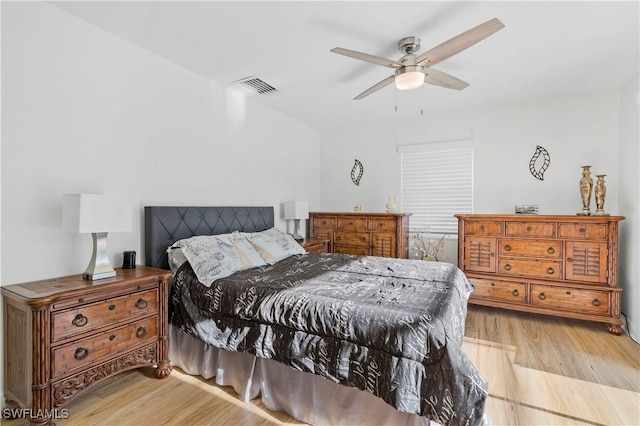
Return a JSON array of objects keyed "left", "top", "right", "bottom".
[{"left": 400, "top": 142, "right": 473, "bottom": 234}]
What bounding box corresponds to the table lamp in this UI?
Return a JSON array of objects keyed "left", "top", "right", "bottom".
[
  {"left": 62, "top": 194, "right": 132, "bottom": 280},
  {"left": 283, "top": 201, "right": 309, "bottom": 242}
]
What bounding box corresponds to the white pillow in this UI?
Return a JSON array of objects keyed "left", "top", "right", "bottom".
[
  {"left": 174, "top": 233, "right": 267, "bottom": 287},
  {"left": 245, "top": 227, "right": 307, "bottom": 265},
  {"left": 167, "top": 246, "right": 188, "bottom": 273}
]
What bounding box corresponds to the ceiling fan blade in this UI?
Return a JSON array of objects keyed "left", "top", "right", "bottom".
[
  {"left": 354, "top": 75, "right": 395, "bottom": 100},
  {"left": 424, "top": 68, "right": 469, "bottom": 90},
  {"left": 416, "top": 18, "right": 505, "bottom": 68},
  {"left": 331, "top": 47, "right": 400, "bottom": 68}
]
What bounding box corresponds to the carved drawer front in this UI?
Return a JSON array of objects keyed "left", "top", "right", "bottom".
[
  {"left": 52, "top": 289, "right": 158, "bottom": 342},
  {"left": 337, "top": 217, "right": 367, "bottom": 230},
  {"left": 334, "top": 245, "right": 371, "bottom": 256},
  {"left": 464, "top": 237, "right": 497, "bottom": 273},
  {"left": 469, "top": 278, "right": 527, "bottom": 304},
  {"left": 464, "top": 221, "right": 503, "bottom": 236},
  {"left": 498, "top": 258, "right": 563, "bottom": 280},
  {"left": 499, "top": 239, "right": 562, "bottom": 258},
  {"left": 51, "top": 316, "right": 158, "bottom": 378},
  {"left": 531, "top": 284, "right": 610, "bottom": 315},
  {"left": 371, "top": 233, "right": 396, "bottom": 258},
  {"left": 335, "top": 231, "right": 370, "bottom": 246},
  {"left": 312, "top": 228, "right": 334, "bottom": 245},
  {"left": 312, "top": 216, "right": 336, "bottom": 229},
  {"left": 368, "top": 218, "right": 396, "bottom": 232},
  {"left": 565, "top": 241, "right": 608, "bottom": 283},
  {"left": 505, "top": 222, "right": 556, "bottom": 238},
  {"left": 558, "top": 223, "right": 607, "bottom": 239}
]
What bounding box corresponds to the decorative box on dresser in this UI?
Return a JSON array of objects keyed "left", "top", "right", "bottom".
[
  {"left": 455, "top": 214, "right": 625, "bottom": 334},
  {"left": 309, "top": 212, "right": 410, "bottom": 258},
  {"left": 2, "top": 266, "right": 173, "bottom": 425}
]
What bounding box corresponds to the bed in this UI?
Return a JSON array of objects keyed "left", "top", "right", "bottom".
[{"left": 145, "top": 206, "right": 488, "bottom": 426}]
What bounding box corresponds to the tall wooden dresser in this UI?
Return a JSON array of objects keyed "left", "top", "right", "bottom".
[
  {"left": 456, "top": 214, "right": 625, "bottom": 334},
  {"left": 309, "top": 212, "right": 410, "bottom": 258},
  {"left": 2, "top": 266, "right": 173, "bottom": 425}
]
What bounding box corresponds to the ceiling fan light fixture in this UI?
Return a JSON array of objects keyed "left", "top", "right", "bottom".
[{"left": 395, "top": 66, "right": 425, "bottom": 90}]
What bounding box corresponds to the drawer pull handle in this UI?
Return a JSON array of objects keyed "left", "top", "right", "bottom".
[
  {"left": 136, "top": 327, "right": 147, "bottom": 338},
  {"left": 135, "top": 299, "right": 148, "bottom": 309},
  {"left": 480, "top": 225, "right": 485, "bottom": 231},
  {"left": 378, "top": 223, "right": 384, "bottom": 227},
  {"left": 504, "top": 245, "right": 512, "bottom": 251},
  {"left": 109, "top": 334, "right": 116, "bottom": 341},
  {"left": 490, "top": 282, "right": 495, "bottom": 287},
  {"left": 74, "top": 347, "right": 89, "bottom": 360},
  {"left": 72, "top": 314, "right": 88, "bottom": 327},
  {"left": 579, "top": 228, "right": 586, "bottom": 233},
  {"left": 512, "top": 289, "right": 520, "bottom": 297},
  {"left": 527, "top": 226, "right": 532, "bottom": 232},
  {"left": 566, "top": 291, "right": 572, "bottom": 295},
  {"left": 361, "top": 237, "right": 367, "bottom": 242},
  {"left": 490, "top": 252, "right": 495, "bottom": 257},
  {"left": 547, "top": 247, "right": 555, "bottom": 254},
  {"left": 108, "top": 304, "right": 116, "bottom": 311},
  {"left": 547, "top": 267, "right": 555, "bottom": 274},
  {"left": 567, "top": 257, "right": 574, "bottom": 263},
  {"left": 336, "top": 236, "right": 342, "bottom": 241},
  {"left": 538, "top": 293, "right": 546, "bottom": 300},
  {"left": 592, "top": 299, "right": 601, "bottom": 307},
  {"left": 504, "top": 264, "right": 512, "bottom": 271}
]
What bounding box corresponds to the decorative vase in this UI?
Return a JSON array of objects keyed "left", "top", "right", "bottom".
[
  {"left": 422, "top": 256, "right": 438, "bottom": 262},
  {"left": 578, "top": 165, "right": 593, "bottom": 216},
  {"left": 594, "top": 174, "right": 609, "bottom": 216}
]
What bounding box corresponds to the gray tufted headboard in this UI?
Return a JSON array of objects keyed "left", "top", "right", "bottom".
[{"left": 144, "top": 206, "right": 275, "bottom": 270}]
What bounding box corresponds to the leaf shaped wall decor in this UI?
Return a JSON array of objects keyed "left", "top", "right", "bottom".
[
  {"left": 529, "top": 145, "right": 550, "bottom": 180},
  {"left": 351, "top": 159, "right": 364, "bottom": 186}
]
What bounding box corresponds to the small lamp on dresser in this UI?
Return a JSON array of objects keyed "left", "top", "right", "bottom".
[
  {"left": 62, "top": 193, "right": 132, "bottom": 280},
  {"left": 284, "top": 201, "right": 309, "bottom": 242}
]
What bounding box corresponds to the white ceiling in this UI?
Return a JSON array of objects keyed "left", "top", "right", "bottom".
[{"left": 50, "top": 1, "right": 639, "bottom": 131}]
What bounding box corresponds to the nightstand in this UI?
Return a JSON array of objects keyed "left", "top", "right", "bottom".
[
  {"left": 2, "top": 266, "right": 173, "bottom": 425},
  {"left": 301, "top": 238, "right": 329, "bottom": 253}
]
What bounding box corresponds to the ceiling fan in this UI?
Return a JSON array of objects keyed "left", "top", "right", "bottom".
[{"left": 330, "top": 18, "right": 505, "bottom": 100}]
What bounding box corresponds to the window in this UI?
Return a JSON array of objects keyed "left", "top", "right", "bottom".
[{"left": 400, "top": 141, "right": 473, "bottom": 234}]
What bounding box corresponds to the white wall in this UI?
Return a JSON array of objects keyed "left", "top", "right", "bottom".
[
  {"left": 1, "top": 1, "right": 321, "bottom": 286},
  {"left": 618, "top": 72, "right": 640, "bottom": 342}
]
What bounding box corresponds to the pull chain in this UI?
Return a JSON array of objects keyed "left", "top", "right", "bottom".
[
  {"left": 395, "top": 87, "right": 398, "bottom": 112},
  {"left": 420, "top": 87, "right": 424, "bottom": 116}
]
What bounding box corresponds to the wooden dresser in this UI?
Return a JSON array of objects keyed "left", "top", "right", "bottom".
[
  {"left": 456, "top": 214, "right": 625, "bottom": 334},
  {"left": 2, "top": 266, "right": 173, "bottom": 425},
  {"left": 309, "top": 212, "right": 410, "bottom": 258}
]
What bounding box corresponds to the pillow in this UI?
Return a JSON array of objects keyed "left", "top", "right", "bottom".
[
  {"left": 174, "top": 233, "right": 267, "bottom": 287},
  {"left": 167, "top": 246, "right": 188, "bottom": 273},
  {"left": 245, "top": 227, "right": 307, "bottom": 265}
]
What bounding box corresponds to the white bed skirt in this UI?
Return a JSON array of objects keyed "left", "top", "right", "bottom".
[{"left": 169, "top": 325, "right": 432, "bottom": 426}]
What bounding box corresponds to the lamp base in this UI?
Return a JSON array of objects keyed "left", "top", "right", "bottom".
[{"left": 83, "top": 232, "right": 116, "bottom": 281}]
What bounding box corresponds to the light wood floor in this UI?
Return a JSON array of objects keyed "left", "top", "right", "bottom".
[{"left": 4, "top": 306, "right": 639, "bottom": 425}]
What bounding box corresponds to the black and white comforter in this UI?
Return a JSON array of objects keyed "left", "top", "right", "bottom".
[{"left": 169, "top": 252, "right": 487, "bottom": 426}]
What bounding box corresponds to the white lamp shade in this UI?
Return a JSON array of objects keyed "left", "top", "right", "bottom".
[
  {"left": 62, "top": 194, "right": 132, "bottom": 233},
  {"left": 395, "top": 71, "right": 425, "bottom": 90},
  {"left": 283, "top": 201, "right": 309, "bottom": 220}
]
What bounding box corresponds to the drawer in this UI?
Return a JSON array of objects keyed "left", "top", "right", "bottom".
[
  {"left": 531, "top": 284, "right": 610, "bottom": 315},
  {"left": 368, "top": 218, "right": 396, "bottom": 232},
  {"left": 464, "top": 221, "right": 503, "bottom": 236},
  {"left": 505, "top": 222, "right": 556, "bottom": 238},
  {"left": 334, "top": 245, "right": 371, "bottom": 256},
  {"left": 469, "top": 278, "right": 527, "bottom": 304},
  {"left": 498, "top": 258, "right": 563, "bottom": 280},
  {"left": 312, "top": 216, "right": 336, "bottom": 229},
  {"left": 311, "top": 228, "right": 333, "bottom": 245},
  {"left": 52, "top": 316, "right": 158, "bottom": 378},
  {"left": 499, "top": 239, "right": 562, "bottom": 258},
  {"left": 558, "top": 223, "right": 607, "bottom": 239},
  {"left": 337, "top": 217, "right": 367, "bottom": 230},
  {"left": 52, "top": 289, "right": 158, "bottom": 342},
  {"left": 335, "top": 231, "right": 370, "bottom": 246}
]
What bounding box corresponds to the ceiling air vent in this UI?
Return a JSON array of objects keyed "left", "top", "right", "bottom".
[{"left": 234, "top": 76, "right": 279, "bottom": 95}]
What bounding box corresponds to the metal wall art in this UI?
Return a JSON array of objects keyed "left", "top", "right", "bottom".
[
  {"left": 351, "top": 159, "right": 364, "bottom": 186},
  {"left": 529, "top": 145, "right": 551, "bottom": 180}
]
